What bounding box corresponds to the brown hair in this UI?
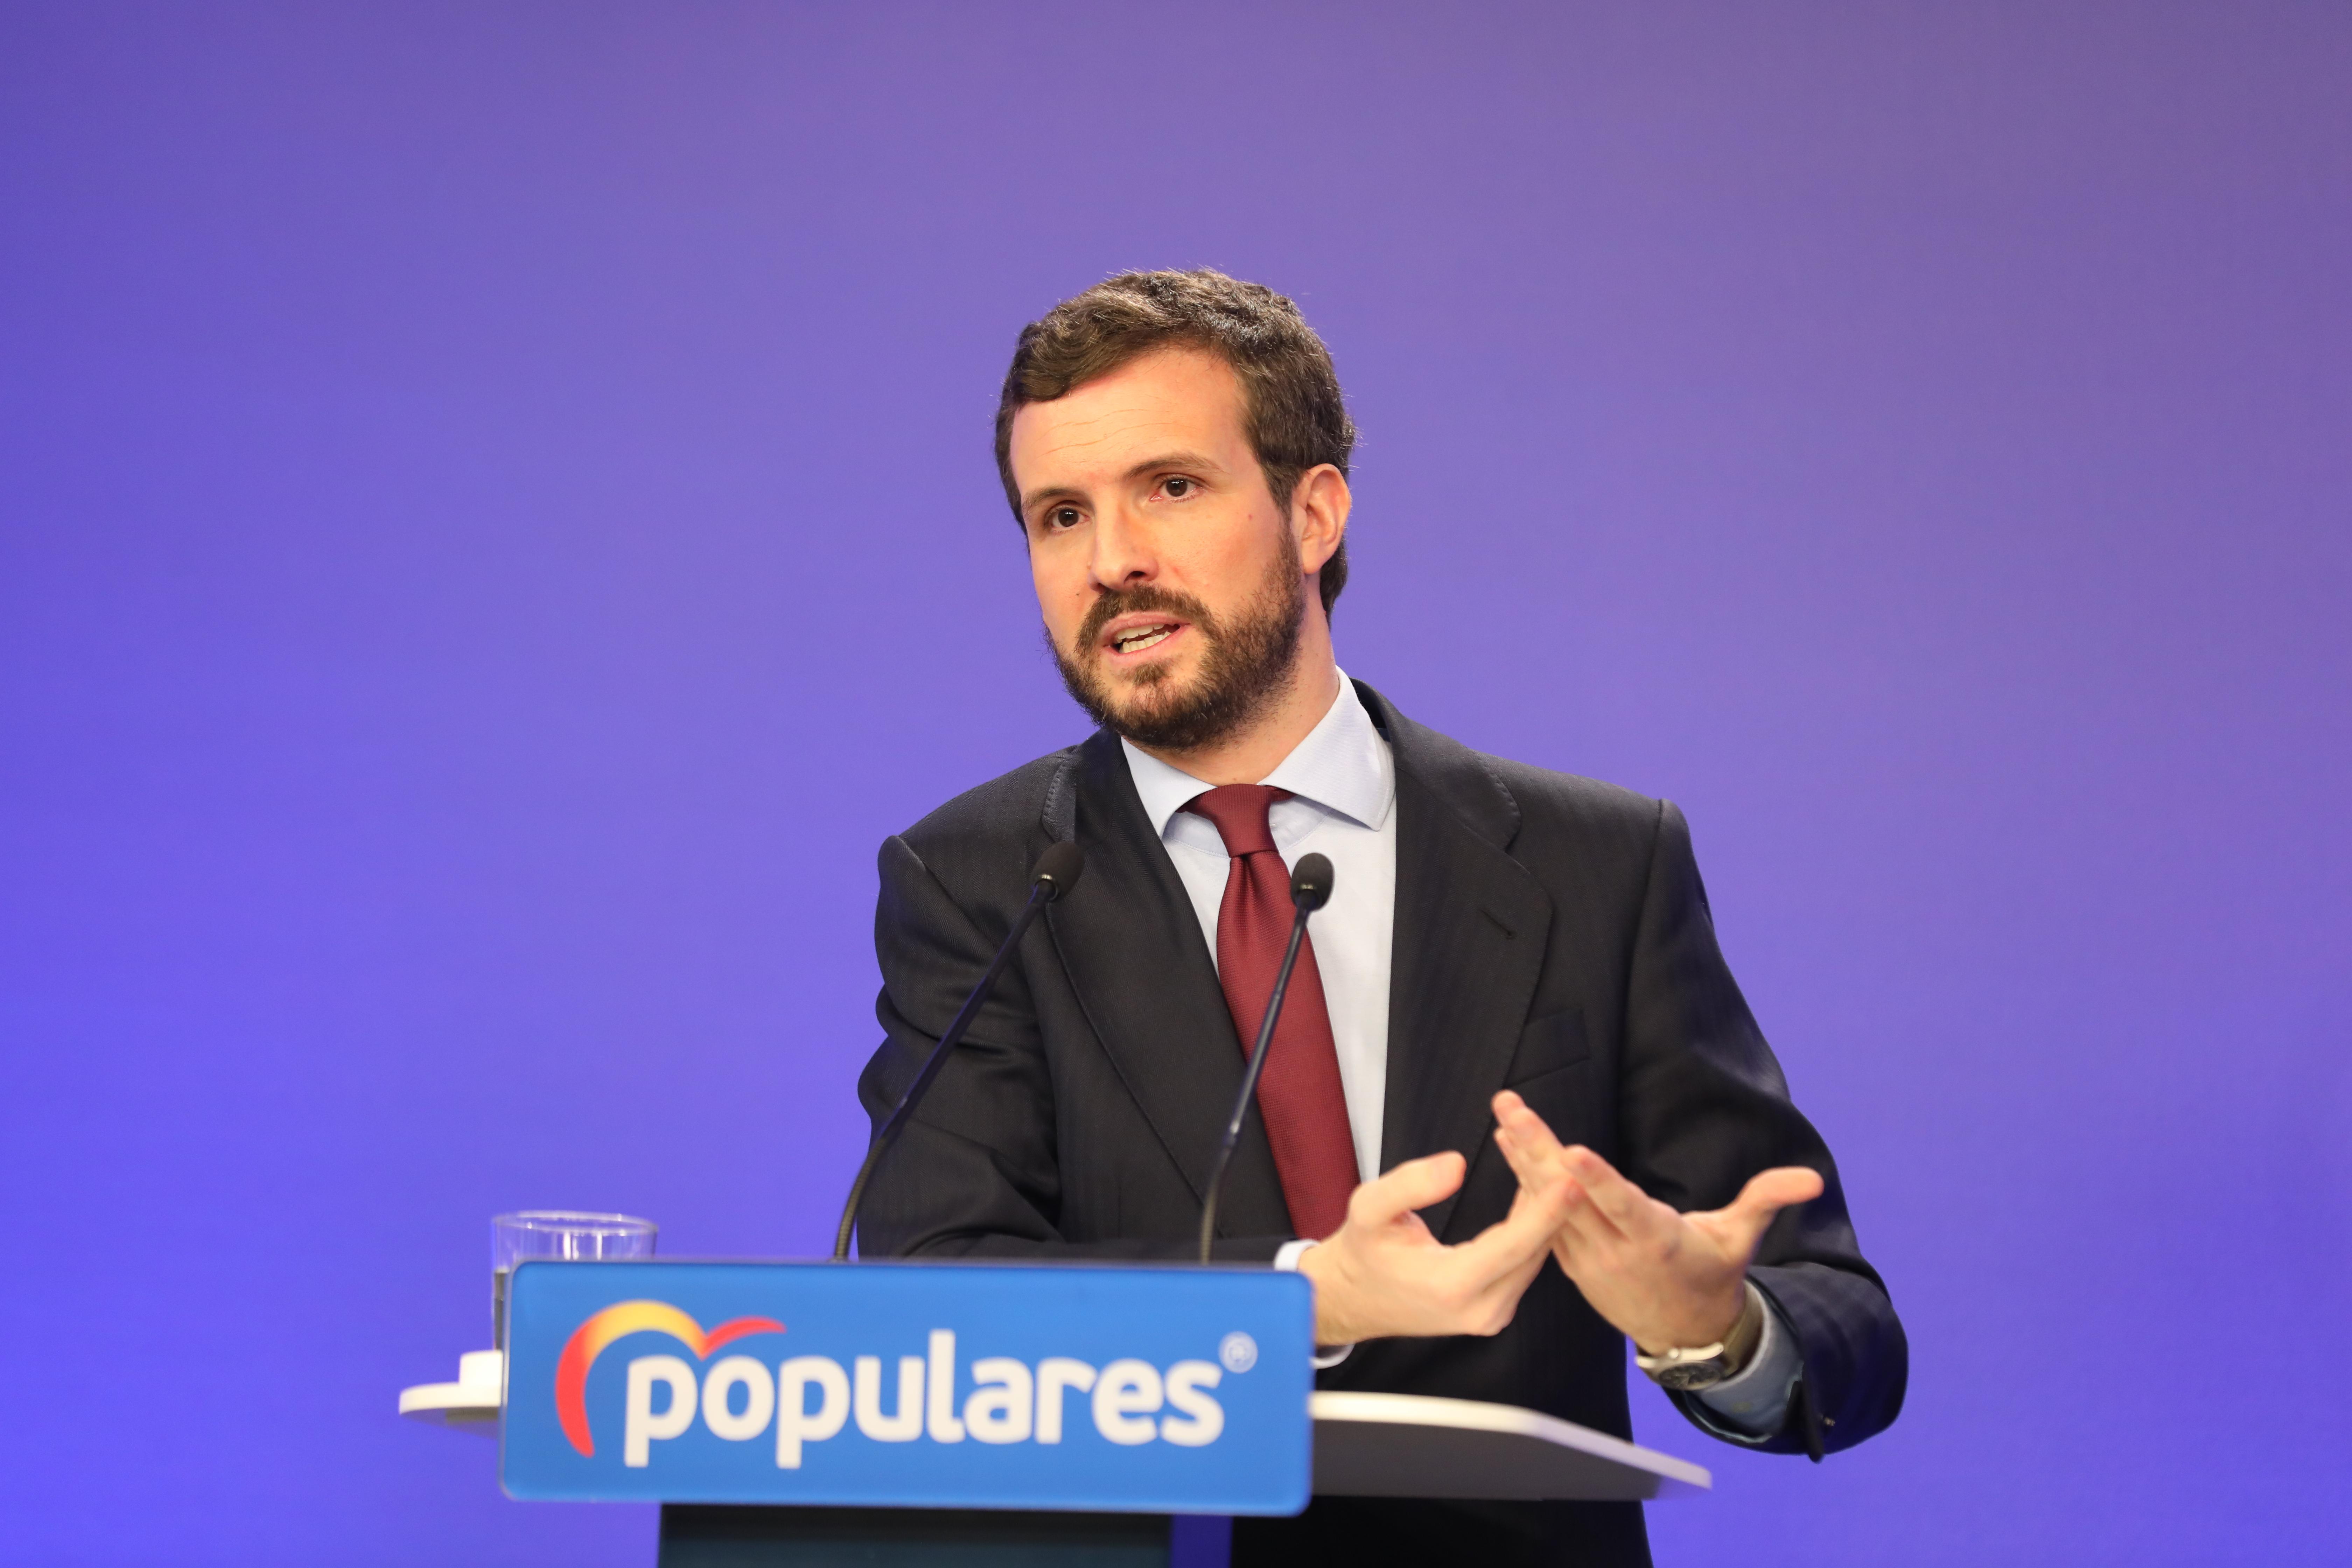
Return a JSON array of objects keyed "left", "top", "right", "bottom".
[{"left": 995, "top": 269, "right": 1356, "bottom": 615}]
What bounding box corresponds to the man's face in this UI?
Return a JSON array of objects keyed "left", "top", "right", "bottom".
[{"left": 1009, "top": 347, "right": 1307, "bottom": 751}]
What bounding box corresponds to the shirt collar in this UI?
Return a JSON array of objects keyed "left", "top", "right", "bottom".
[{"left": 1120, "top": 671, "right": 1395, "bottom": 839}]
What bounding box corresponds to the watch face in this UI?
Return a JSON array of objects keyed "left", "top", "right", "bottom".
[{"left": 1656, "top": 1359, "right": 1727, "bottom": 1392}]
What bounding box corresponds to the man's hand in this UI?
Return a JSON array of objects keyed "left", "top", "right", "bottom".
[
  {"left": 1490, "top": 1089, "right": 1824, "bottom": 1353},
  {"left": 1296, "top": 1147, "right": 1576, "bottom": 1346}
]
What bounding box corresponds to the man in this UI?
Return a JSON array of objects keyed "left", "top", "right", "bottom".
[{"left": 856, "top": 270, "right": 1905, "bottom": 1565}]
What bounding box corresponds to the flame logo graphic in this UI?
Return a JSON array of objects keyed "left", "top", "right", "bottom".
[{"left": 554, "top": 1300, "right": 786, "bottom": 1456}]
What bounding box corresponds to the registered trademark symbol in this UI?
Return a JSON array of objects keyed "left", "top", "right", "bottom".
[{"left": 1219, "top": 1332, "right": 1257, "bottom": 1373}]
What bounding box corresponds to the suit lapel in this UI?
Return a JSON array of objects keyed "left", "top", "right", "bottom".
[
  {"left": 1042, "top": 731, "right": 1293, "bottom": 1237},
  {"left": 1364, "top": 685, "right": 1554, "bottom": 1242}
]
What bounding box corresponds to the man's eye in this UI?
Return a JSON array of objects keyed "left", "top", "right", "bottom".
[
  {"left": 1047, "top": 506, "right": 1082, "bottom": 530},
  {"left": 1163, "top": 477, "right": 1193, "bottom": 498}
]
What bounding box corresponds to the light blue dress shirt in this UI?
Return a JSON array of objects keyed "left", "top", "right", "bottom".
[{"left": 1120, "top": 673, "right": 1799, "bottom": 1437}]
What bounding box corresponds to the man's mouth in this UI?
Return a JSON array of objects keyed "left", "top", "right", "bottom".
[{"left": 1107, "top": 621, "right": 1184, "bottom": 657}]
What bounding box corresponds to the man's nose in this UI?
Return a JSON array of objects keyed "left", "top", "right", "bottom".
[{"left": 1086, "top": 504, "right": 1157, "bottom": 590}]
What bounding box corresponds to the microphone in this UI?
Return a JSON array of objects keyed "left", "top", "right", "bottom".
[
  {"left": 833, "top": 841, "right": 1085, "bottom": 1261},
  {"left": 1197, "top": 852, "right": 1334, "bottom": 1264}
]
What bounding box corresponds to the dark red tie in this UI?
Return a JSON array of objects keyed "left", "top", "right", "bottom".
[{"left": 1184, "top": 785, "right": 1358, "bottom": 1241}]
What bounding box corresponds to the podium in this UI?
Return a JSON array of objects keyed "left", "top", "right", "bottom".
[{"left": 402, "top": 1260, "right": 1707, "bottom": 1564}]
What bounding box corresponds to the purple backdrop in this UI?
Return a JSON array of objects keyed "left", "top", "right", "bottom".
[{"left": 3, "top": 4, "right": 2346, "bottom": 1563}]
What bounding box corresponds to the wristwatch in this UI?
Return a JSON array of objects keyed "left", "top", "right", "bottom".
[{"left": 1635, "top": 1284, "right": 1764, "bottom": 1392}]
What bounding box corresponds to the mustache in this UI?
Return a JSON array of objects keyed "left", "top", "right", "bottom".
[{"left": 1073, "top": 584, "right": 1217, "bottom": 652}]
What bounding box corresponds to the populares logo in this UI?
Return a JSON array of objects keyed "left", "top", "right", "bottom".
[
  {"left": 555, "top": 1300, "right": 787, "bottom": 1457},
  {"left": 551, "top": 1300, "right": 1243, "bottom": 1470}
]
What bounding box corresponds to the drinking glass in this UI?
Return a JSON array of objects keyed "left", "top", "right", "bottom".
[{"left": 491, "top": 1211, "right": 657, "bottom": 1350}]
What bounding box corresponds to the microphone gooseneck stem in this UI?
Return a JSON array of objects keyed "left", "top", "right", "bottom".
[
  {"left": 1197, "top": 907, "right": 1312, "bottom": 1265},
  {"left": 833, "top": 877, "right": 1055, "bottom": 1261}
]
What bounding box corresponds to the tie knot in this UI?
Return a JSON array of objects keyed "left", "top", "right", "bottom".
[{"left": 1183, "top": 784, "right": 1291, "bottom": 859}]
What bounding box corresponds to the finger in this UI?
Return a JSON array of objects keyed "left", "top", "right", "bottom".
[
  {"left": 1349, "top": 1150, "right": 1467, "bottom": 1227},
  {"left": 1491, "top": 1091, "right": 1568, "bottom": 1161},
  {"left": 1493, "top": 1098, "right": 1592, "bottom": 1212},
  {"left": 1472, "top": 1198, "right": 1615, "bottom": 1334},
  {"left": 1490, "top": 1121, "right": 1559, "bottom": 1193},
  {"left": 1547, "top": 1215, "right": 1595, "bottom": 1273},
  {"left": 1557, "top": 1146, "right": 1656, "bottom": 1237},
  {"left": 1526, "top": 1151, "right": 1628, "bottom": 1248},
  {"left": 1735, "top": 1166, "right": 1826, "bottom": 1213},
  {"left": 1710, "top": 1166, "right": 1825, "bottom": 1253},
  {"left": 1463, "top": 1246, "right": 1552, "bottom": 1332},
  {"left": 1502, "top": 1161, "right": 1581, "bottom": 1228},
  {"left": 1549, "top": 1182, "right": 1627, "bottom": 1257},
  {"left": 1473, "top": 1170, "right": 1575, "bottom": 1263},
  {"left": 1453, "top": 1167, "right": 1578, "bottom": 1286}
]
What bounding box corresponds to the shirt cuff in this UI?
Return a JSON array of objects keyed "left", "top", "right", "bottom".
[
  {"left": 1273, "top": 1240, "right": 1356, "bottom": 1369},
  {"left": 1686, "top": 1282, "right": 1800, "bottom": 1437}
]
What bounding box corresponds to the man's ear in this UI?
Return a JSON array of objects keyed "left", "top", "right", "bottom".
[{"left": 1290, "top": 464, "right": 1351, "bottom": 576}]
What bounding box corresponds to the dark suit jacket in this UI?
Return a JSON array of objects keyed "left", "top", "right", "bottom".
[{"left": 856, "top": 682, "right": 1905, "bottom": 1565}]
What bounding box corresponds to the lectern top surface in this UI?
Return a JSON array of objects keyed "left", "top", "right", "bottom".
[{"left": 1310, "top": 1392, "right": 1709, "bottom": 1501}]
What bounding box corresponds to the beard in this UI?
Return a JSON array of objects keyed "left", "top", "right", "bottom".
[{"left": 1049, "top": 533, "right": 1307, "bottom": 753}]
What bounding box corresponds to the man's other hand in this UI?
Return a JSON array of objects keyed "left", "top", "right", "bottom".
[
  {"left": 1296, "top": 1148, "right": 1575, "bottom": 1346},
  {"left": 1490, "top": 1089, "right": 1824, "bottom": 1354}
]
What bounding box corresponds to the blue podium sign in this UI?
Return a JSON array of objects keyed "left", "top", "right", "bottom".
[{"left": 501, "top": 1260, "right": 1314, "bottom": 1515}]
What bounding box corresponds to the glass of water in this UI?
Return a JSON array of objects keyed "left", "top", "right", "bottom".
[{"left": 492, "top": 1211, "right": 657, "bottom": 1349}]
